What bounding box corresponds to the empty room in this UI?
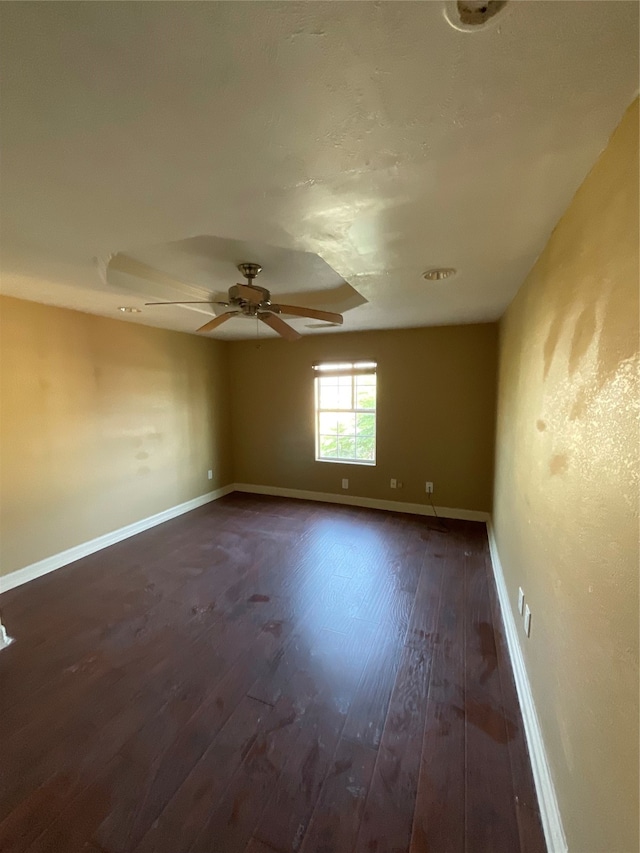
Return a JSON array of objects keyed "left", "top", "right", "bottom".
[{"left": 0, "top": 2, "right": 638, "bottom": 852}]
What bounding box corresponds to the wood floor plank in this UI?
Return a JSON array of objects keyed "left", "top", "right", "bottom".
[
  {"left": 17, "top": 756, "right": 125, "bottom": 853},
  {"left": 405, "top": 541, "right": 446, "bottom": 650},
  {"left": 94, "top": 622, "right": 297, "bottom": 850},
  {"left": 353, "top": 644, "right": 433, "bottom": 853},
  {"left": 1, "top": 539, "right": 241, "bottom": 718},
  {"left": 0, "top": 632, "right": 216, "bottom": 844},
  {"left": 0, "top": 774, "right": 78, "bottom": 853},
  {"left": 252, "top": 623, "right": 376, "bottom": 852},
  {"left": 409, "top": 540, "right": 465, "bottom": 853},
  {"left": 132, "top": 696, "right": 273, "bottom": 853},
  {"left": 186, "top": 692, "right": 312, "bottom": 852},
  {"left": 0, "top": 496, "right": 546, "bottom": 853},
  {"left": 341, "top": 621, "right": 402, "bottom": 749},
  {"left": 298, "top": 737, "right": 377, "bottom": 853},
  {"left": 2, "top": 589, "right": 249, "bottom": 786},
  {"left": 244, "top": 840, "right": 279, "bottom": 853}
]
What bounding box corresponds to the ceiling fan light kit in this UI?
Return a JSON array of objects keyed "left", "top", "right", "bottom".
[{"left": 138, "top": 261, "right": 343, "bottom": 341}]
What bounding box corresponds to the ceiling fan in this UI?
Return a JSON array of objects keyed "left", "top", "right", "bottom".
[{"left": 139, "top": 262, "right": 343, "bottom": 341}]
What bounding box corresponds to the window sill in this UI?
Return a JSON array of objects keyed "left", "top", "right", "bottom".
[{"left": 315, "top": 457, "right": 376, "bottom": 467}]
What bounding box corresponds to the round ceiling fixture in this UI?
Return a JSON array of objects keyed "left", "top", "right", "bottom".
[
  {"left": 118, "top": 306, "right": 142, "bottom": 313},
  {"left": 422, "top": 267, "right": 457, "bottom": 281},
  {"left": 443, "top": 1, "right": 510, "bottom": 32}
]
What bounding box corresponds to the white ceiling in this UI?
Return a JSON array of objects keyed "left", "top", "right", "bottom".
[{"left": 1, "top": 1, "right": 638, "bottom": 339}]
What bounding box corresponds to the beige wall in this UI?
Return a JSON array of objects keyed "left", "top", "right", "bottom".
[
  {"left": 229, "top": 324, "right": 498, "bottom": 512},
  {"left": 0, "top": 296, "right": 232, "bottom": 577},
  {"left": 493, "top": 99, "right": 639, "bottom": 852}
]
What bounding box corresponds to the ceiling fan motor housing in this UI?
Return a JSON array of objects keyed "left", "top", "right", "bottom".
[{"left": 229, "top": 283, "right": 270, "bottom": 306}]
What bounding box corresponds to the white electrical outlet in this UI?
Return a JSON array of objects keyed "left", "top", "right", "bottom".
[
  {"left": 425, "top": 482, "right": 433, "bottom": 494},
  {"left": 524, "top": 604, "right": 532, "bottom": 637},
  {"left": 390, "top": 478, "right": 397, "bottom": 489},
  {"left": 518, "top": 587, "right": 525, "bottom": 615},
  {"left": 207, "top": 470, "right": 213, "bottom": 480},
  {"left": 341, "top": 478, "right": 349, "bottom": 489}
]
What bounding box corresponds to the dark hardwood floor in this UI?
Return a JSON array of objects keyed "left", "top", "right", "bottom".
[{"left": 0, "top": 493, "right": 546, "bottom": 853}]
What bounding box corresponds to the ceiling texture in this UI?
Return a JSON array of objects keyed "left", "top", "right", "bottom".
[{"left": 1, "top": 1, "right": 638, "bottom": 339}]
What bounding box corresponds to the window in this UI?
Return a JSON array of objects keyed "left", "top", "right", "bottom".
[{"left": 314, "top": 361, "right": 377, "bottom": 465}]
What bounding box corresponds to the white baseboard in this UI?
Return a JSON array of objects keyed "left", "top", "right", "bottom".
[
  {"left": 486, "top": 521, "right": 567, "bottom": 853},
  {"left": 232, "top": 482, "right": 490, "bottom": 522},
  {"left": 0, "top": 485, "right": 235, "bottom": 594},
  {"left": 0, "top": 479, "right": 486, "bottom": 599}
]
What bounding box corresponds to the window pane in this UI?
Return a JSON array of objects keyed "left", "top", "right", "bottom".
[
  {"left": 320, "top": 412, "right": 356, "bottom": 435},
  {"left": 319, "top": 435, "right": 338, "bottom": 457},
  {"left": 356, "top": 413, "right": 375, "bottom": 436},
  {"left": 332, "top": 388, "right": 349, "bottom": 409},
  {"left": 356, "top": 385, "right": 376, "bottom": 409},
  {"left": 319, "top": 384, "right": 341, "bottom": 409},
  {"left": 355, "top": 436, "right": 375, "bottom": 460},
  {"left": 319, "top": 412, "right": 339, "bottom": 434},
  {"left": 356, "top": 374, "right": 376, "bottom": 386},
  {"left": 335, "top": 412, "right": 355, "bottom": 435},
  {"left": 318, "top": 378, "right": 339, "bottom": 392},
  {"left": 319, "top": 378, "right": 352, "bottom": 409},
  {"left": 337, "top": 436, "right": 356, "bottom": 458}
]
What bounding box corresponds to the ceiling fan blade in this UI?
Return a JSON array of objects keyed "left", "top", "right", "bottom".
[
  {"left": 196, "top": 312, "right": 239, "bottom": 333},
  {"left": 258, "top": 312, "right": 301, "bottom": 341},
  {"left": 270, "top": 304, "right": 343, "bottom": 325},
  {"left": 234, "top": 283, "right": 264, "bottom": 304},
  {"left": 144, "top": 300, "right": 229, "bottom": 306}
]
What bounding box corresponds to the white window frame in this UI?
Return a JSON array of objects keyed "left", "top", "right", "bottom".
[{"left": 313, "top": 361, "right": 377, "bottom": 466}]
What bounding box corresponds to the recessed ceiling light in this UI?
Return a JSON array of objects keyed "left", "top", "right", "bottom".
[
  {"left": 118, "top": 306, "right": 142, "bottom": 313},
  {"left": 422, "top": 268, "right": 457, "bottom": 281},
  {"left": 443, "top": 0, "right": 510, "bottom": 32}
]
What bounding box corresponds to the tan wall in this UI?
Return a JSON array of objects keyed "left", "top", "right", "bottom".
[
  {"left": 493, "top": 99, "right": 639, "bottom": 852},
  {"left": 229, "top": 324, "right": 498, "bottom": 512},
  {"left": 0, "top": 296, "right": 232, "bottom": 577}
]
